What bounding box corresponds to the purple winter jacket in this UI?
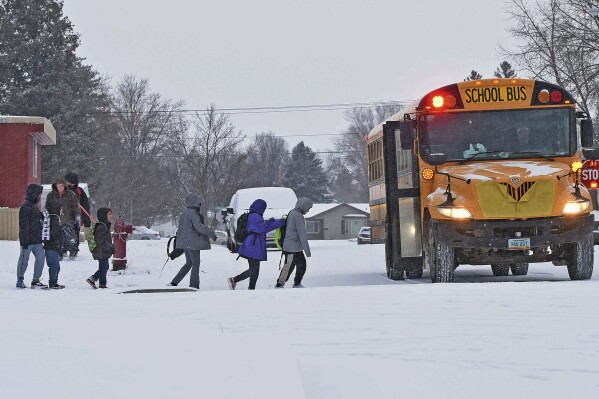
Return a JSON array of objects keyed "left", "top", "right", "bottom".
[{"left": 237, "top": 199, "right": 285, "bottom": 261}]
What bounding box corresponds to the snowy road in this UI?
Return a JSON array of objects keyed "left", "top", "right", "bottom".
[{"left": 1, "top": 239, "right": 598, "bottom": 398}]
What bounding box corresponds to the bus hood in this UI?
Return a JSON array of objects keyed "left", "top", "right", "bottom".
[{"left": 430, "top": 160, "right": 588, "bottom": 219}]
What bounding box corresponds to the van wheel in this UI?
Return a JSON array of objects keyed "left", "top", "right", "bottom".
[
  {"left": 491, "top": 264, "right": 510, "bottom": 276},
  {"left": 567, "top": 234, "right": 594, "bottom": 280},
  {"left": 510, "top": 263, "right": 529, "bottom": 276},
  {"left": 429, "top": 222, "right": 455, "bottom": 283},
  {"left": 389, "top": 267, "right": 404, "bottom": 281}
]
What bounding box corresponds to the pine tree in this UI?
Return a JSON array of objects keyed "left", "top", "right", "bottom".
[
  {"left": 493, "top": 61, "right": 517, "bottom": 78},
  {"left": 0, "top": 0, "right": 108, "bottom": 182},
  {"left": 282, "top": 141, "right": 331, "bottom": 203},
  {"left": 464, "top": 70, "right": 483, "bottom": 81}
]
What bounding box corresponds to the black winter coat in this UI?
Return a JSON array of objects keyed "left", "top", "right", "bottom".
[
  {"left": 92, "top": 222, "right": 115, "bottom": 260},
  {"left": 43, "top": 199, "right": 63, "bottom": 251},
  {"left": 19, "top": 184, "right": 43, "bottom": 247},
  {"left": 70, "top": 185, "right": 91, "bottom": 227}
]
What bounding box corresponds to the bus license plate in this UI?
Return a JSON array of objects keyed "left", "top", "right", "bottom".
[{"left": 508, "top": 238, "right": 530, "bottom": 250}]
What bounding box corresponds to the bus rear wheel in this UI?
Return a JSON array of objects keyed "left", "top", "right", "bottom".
[
  {"left": 429, "top": 223, "right": 455, "bottom": 283},
  {"left": 491, "top": 264, "right": 510, "bottom": 276},
  {"left": 567, "top": 234, "right": 594, "bottom": 280},
  {"left": 510, "top": 263, "right": 529, "bottom": 276}
]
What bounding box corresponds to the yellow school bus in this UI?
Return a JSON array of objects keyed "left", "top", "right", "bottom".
[{"left": 367, "top": 78, "right": 596, "bottom": 282}]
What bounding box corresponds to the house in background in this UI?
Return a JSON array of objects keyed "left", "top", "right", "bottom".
[
  {"left": 304, "top": 203, "right": 369, "bottom": 240},
  {"left": 0, "top": 116, "right": 56, "bottom": 240}
]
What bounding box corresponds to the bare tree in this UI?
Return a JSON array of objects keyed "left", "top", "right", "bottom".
[
  {"left": 501, "top": 0, "right": 599, "bottom": 118},
  {"left": 179, "top": 104, "right": 246, "bottom": 225},
  {"left": 245, "top": 131, "right": 290, "bottom": 187},
  {"left": 330, "top": 104, "right": 404, "bottom": 202},
  {"left": 95, "top": 75, "right": 187, "bottom": 225}
]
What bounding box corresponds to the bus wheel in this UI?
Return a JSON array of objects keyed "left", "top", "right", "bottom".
[
  {"left": 567, "top": 234, "right": 594, "bottom": 280},
  {"left": 429, "top": 223, "right": 455, "bottom": 283},
  {"left": 491, "top": 264, "right": 510, "bottom": 276},
  {"left": 510, "top": 263, "right": 529, "bottom": 276}
]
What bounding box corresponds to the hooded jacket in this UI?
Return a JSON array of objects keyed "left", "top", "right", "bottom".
[
  {"left": 65, "top": 172, "right": 91, "bottom": 227},
  {"left": 282, "top": 197, "right": 313, "bottom": 257},
  {"left": 238, "top": 199, "right": 285, "bottom": 261},
  {"left": 175, "top": 193, "right": 217, "bottom": 251},
  {"left": 92, "top": 207, "right": 115, "bottom": 260},
  {"left": 46, "top": 177, "right": 80, "bottom": 225},
  {"left": 19, "top": 184, "right": 43, "bottom": 247},
  {"left": 43, "top": 198, "right": 63, "bottom": 251}
]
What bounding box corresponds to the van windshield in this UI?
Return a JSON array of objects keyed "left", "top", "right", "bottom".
[
  {"left": 418, "top": 108, "right": 575, "bottom": 163},
  {"left": 236, "top": 188, "right": 298, "bottom": 211}
]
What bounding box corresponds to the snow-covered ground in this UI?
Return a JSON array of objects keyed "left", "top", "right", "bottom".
[{"left": 1, "top": 239, "right": 598, "bottom": 398}]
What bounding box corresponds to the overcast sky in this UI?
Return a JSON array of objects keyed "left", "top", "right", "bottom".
[{"left": 62, "top": 0, "right": 514, "bottom": 151}]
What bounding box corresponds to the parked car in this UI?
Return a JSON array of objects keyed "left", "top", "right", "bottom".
[
  {"left": 357, "top": 226, "right": 372, "bottom": 245},
  {"left": 214, "top": 230, "right": 228, "bottom": 245},
  {"left": 222, "top": 187, "right": 298, "bottom": 252},
  {"left": 129, "top": 226, "right": 160, "bottom": 240}
]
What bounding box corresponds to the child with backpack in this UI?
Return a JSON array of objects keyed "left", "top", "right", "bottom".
[
  {"left": 275, "top": 197, "right": 313, "bottom": 288},
  {"left": 86, "top": 208, "right": 115, "bottom": 289},
  {"left": 42, "top": 198, "right": 65, "bottom": 289},
  {"left": 227, "top": 199, "right": 285, "bottom": 290}
]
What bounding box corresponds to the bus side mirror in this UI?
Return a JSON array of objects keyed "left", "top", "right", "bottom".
[
  {"left": 226, "top": 207, "right": 234, "bottom": 214},
  {"left": 583, "top": 148, "right": 599, "bottom": 160},
  {"left": 399, "top": 121, "right": 415, "bottom": 150},
  {"left": 427, "top": 153, "right": 448, "bottom": 166},
  {"left": 581, "top": 119, "right": 594, "bottom": 148}
]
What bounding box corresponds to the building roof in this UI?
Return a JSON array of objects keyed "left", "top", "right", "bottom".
[
  {"left": 0, "top": 116, "right": 56, "bottom": 145},
  {"left": 305, "top": 203, "right": 369, "bottom": 219}
]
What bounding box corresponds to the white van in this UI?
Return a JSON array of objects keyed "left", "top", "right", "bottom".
[{"left": 223, "top": 187, "right": 298, "bottom": 252}]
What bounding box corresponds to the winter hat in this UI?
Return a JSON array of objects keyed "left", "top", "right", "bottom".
[
  {"left": 97, "top": 208, "right": 112, "bottom": 223},
  {"left": 25, "top": 184, "right": 43, "bottom": 204},
  {"left": 64, "top": 172, "right": 79, "bottom": 185},
  {"left": 185, "top": 193, "right": 203, "bottom": 209}
]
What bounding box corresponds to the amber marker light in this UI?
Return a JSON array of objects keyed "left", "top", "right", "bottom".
[
  {"left": 510, "top": 79, "right": 518, "bottom": 84},
  {"left": 592, "top": 182, "right": 598, "bottom": 189},
  {"left": 422, "top": 168, "right": 434, "bottom": 180},
  {"left": 572, "top": 161, "right": 583, "bottom": 172},
  {"left": 432, "top": 95, "right": 444, "bottom": 108},
  {"left": 537, "top": 89, "right": 550, "bottom": 104}
]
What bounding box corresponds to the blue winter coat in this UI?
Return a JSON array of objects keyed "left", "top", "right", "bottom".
[{"left": 237, "top": 199, "right": 285, "bottom": 261}]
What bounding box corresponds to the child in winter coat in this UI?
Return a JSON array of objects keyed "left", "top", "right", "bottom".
[
  {"left": 43, "top": 198, "right": 65, "bottom": 289},
  {"left": 275, "top": 197, "right": 313, "bottom": 288},
  {"left": 86, "top": 208, "right": 115, "bottom": 289},
  {"left": 227, "top": 199, "right": 285, "bottom": 290},
  {"left": 17, "top": 184, "right": 46, "bottom": 289}
]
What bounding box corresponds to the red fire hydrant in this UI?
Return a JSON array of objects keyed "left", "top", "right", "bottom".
[{"left": 112, "top": 216, "right": 134, "bottom": 271}]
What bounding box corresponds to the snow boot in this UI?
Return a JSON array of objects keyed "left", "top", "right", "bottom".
[
  {"left": 227, "top": 277, "right": 236, "bottom": 290},
  {"left": 167, "top": 282, "right": 177, "bottom": 287},
  {"left": 31, "top": 280, "right": 48, "bottom": 289},
  {"left": 86, "top": 277, "right": 97, "bottom": 289},
  {"left": 16, "top": 281, "right": 27, "bottom": 289},
  {"left": 292, "top": 283, "right": 304, "bottom": 288},
  {"left": 49, "top": 284, "right": 65, "bottom": 290}
]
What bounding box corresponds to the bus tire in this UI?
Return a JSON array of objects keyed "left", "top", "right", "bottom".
[
  {"left": 389, "top": 267, "right": 404, "bottom": 281},
  {"left": 491, "top": 264, "right": 510, "bottom": 276},
  {"left": 567, "top": 234, "right": 594, "bottom": 280},
  {"left": 429, "top": 223, "right": 455, "bottom": 283},
  {"left": 510, "top": 263, "right": 529, "bottom": 276}
]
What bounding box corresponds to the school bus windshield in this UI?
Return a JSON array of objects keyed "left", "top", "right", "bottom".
[{"left": 418, "top": 108, "right": 576, "bottom": 162}]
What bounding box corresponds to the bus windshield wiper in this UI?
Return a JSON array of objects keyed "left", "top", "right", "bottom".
[
  {"left": 458, "top": 151, "right": 507, "bottom": 165},
  {"left": 508, "top": 151, "right": 555, "bottom": 161}
]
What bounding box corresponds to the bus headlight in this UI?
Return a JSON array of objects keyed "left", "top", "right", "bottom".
[
  {"left": 437, "top": 207, "right": 472, "bottom": 219},
  {"left": 563, "top": 200, "right": 589, "bottom": 215}
]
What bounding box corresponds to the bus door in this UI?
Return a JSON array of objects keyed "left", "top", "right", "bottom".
[{"left": 383, "top": 120, "right": 423, "bottom": 280}]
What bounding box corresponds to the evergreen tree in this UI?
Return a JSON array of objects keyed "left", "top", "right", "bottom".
[
  {"left": 282, "top": 141, "right": 331, "bottom": 203},
  {"left": 493, "top": 61, "right": 517, "bottom": 78},
  {"left": 0, "top": 0, "right": 108, "bottom": 182},
  {"left": 464, "top": 70, "right": 483, "bottom": 81}
]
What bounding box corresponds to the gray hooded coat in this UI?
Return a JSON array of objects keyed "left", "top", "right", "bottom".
[
  {"left": 176, "top": 193, "right": 217, "bottom": 251},
  {"left": 282, "top": 197, "right": 313, "bottom": 257}
]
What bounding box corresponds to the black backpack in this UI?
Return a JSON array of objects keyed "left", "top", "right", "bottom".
[
  {"left": 233, "top": 211, "right": 253, "bottom": 243},
  {"left": 167, "top": 235, "right": 184, "bottom": 260}
]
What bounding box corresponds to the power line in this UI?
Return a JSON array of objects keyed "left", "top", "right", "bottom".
[
  {"left": 97, "top": 150, "right": 364, "bottom": 159},
  {"left": 90, "top": 100, "right": 414, "bottom": 116}
]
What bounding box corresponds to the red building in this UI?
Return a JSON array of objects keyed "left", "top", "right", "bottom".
[{"left": 0, "top": 116, "right": 56, "bottom": 208}]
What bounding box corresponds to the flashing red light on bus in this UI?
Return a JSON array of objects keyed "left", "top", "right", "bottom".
[{"left": 550, "top": 90, "right": 563, "bottom": 103}]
